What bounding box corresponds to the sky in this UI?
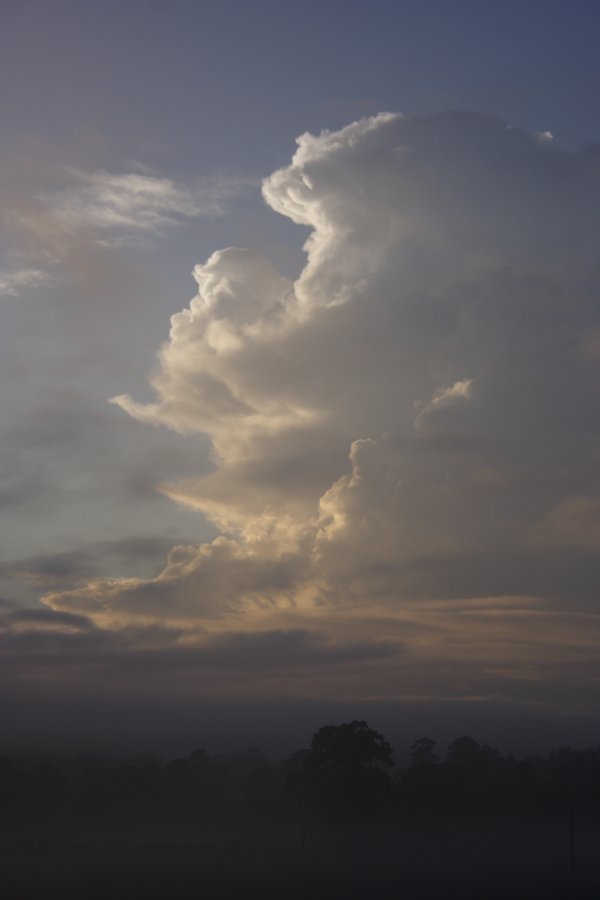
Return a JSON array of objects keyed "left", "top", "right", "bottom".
[{"left": 1, "top": 0, "right": 599, "bottom": 757}]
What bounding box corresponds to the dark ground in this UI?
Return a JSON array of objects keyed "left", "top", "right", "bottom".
[{"left": 3, "top": 816, "right": 600, "bottom": 899}]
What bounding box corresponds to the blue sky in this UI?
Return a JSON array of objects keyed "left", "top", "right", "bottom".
[
  {"left": 1, "top": 0, "right": 599, "bottom": 753},
  {"left": 4, "top": 0, "right": 600, "bottom": 158}
]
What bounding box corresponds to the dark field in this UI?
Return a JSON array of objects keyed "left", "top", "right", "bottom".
[{"left": 3, "top": 816, "right": 600, "bottom": 899}]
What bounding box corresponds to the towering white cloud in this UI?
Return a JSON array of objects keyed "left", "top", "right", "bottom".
[{"left": 46, "top": 113, "right": 600, "bottom": 703}]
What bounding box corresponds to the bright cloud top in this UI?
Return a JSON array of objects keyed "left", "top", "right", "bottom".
[{"left": 45, "top": 113, "right": 600, "bottom": 708}]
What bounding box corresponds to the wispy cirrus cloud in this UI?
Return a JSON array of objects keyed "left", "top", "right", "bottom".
[
  {"left": 0, "top": 165, "right": 254, "bottom": 293},
  {"left": 0, "top": 266, "right": 47, "bottom": 297},
  {"left": 34, "top": 168, "right": 251, "bottom": 247}
]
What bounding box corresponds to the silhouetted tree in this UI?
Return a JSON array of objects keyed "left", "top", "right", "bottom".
[
  {"left": 446, "top": 735, "right": 481, "bottom": 768},
  {"left": 307, "top": 720, "right": 393, "bottom": 818},
  {"left": 190, "top": 747, "right": 210, "bottom": 768},
  {"left": 410, "top": 737, "right": 438, "bottom": 767}
]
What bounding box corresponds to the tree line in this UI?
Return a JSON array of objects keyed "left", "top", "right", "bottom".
[{"left": 2, "top": 720, "right": 600, "bottom": 833}]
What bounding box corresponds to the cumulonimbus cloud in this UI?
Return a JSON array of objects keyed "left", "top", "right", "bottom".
[{"left": 44, "top": 112, "right": 600, "bottom": 706}]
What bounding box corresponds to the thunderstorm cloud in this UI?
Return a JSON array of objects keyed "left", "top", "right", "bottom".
[{"left": 42, "top": 112, "right": 600, "bottom": 715}]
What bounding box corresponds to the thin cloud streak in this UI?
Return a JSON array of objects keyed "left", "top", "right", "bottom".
[
  {"left": 0, "top": 165, "right": 255, "bottom": 294},
  {"left": 36, "top": 168, "right": 253, "bottom": 244},
  {"left": 0, "top": 266, "right": 47, "bottom": 297}
]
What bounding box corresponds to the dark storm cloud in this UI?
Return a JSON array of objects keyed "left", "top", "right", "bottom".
[
  {"left": 0, "top": 537, "right": 180, "bottom": 592},
  {"left": 1, "top": 604, "right": 599, "bottom": 758},
  {"left": 185, "top": 629, "right": 401, "bottom": 668},
  {"left": 0, "top": 608, "right": 399, "bottom": 678}
]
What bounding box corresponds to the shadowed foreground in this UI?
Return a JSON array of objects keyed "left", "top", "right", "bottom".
[
  {"left": 3, "top": 819, "right": 600, "bottom": 900},
  {"left": 3, "top": 724, "right": 600, "bottom": 898}
]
